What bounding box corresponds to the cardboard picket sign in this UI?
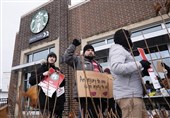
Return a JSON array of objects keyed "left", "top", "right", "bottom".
[
  {"left": 138, "top": 48, "right": 161, "bottom": 89},
  {"left": 75, "top": 70, "right": 113, "bottom": 98}
]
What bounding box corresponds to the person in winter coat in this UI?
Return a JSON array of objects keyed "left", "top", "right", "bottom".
[
  {"left": 109, "top": 29, "right": 150, "bottom": 118},
  {"left": 29, "top": 52, "right": 65, "bottom": 118},
  {"left": 64, "top": 39, "right": 104, "bottom": 118}
]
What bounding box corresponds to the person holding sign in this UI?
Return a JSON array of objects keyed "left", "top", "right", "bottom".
[
  {"left": 29, "top": 52, "right": 65, "bottom": 118},
  {"left": 64, "top": 39, "right": 105, "bottom": 118},
  {"left": 109, "top": 29, "right": 150, "bottom": 118}
]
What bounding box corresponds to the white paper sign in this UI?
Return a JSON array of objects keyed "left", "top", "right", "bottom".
[
  {"left": 38, "top": 68, "right": 65, "bottom": 97},
  {"left": 148, "top": 68, "right": 161, "bottom": 89},
  {"left": 138, "top": 48, "right": 161, "bottom": 89},
  {"left": 38, "top": 81, "right": 56, "bottom": 97},
  {"left": 56, "top": 87, "right": 65, "bottom": 97}
]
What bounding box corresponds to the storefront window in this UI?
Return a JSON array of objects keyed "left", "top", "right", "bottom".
[
  {"left": 166, "top": 22, "right": 170, "bottom": 28},
  {"left": 33, "top": 49, "right": 48, "bottom": 61},
  {"left": 27, "top": 46, "right": 55, "bottom": 63},
  {"left": 146, "top": 50, "right": 169, "bottom": 60},
  {"left": 27, "top": 55, "right": 32, "bottom": 63},
  {"left": 162, "top": 58, "right": 170, "bottom": 67},
  {"left": 131, "top": 31, "right": 142, "bottom": 37},
  {"left": 134, "top": 55, "right": 141, "bottom": 61},
  {"left": 24, "top": 73, "right": 31, "bottom": 91},
  {"left": 142, "top": 25, "right": 162, "bottom": 34},
  {"left": 131, "top": 24, "right": 162, "bottom": 37},
  {"left": 50, "top": 47, "right": 55, "bottom": 52},
  {"left": 157, "top": 50, "right": 169, "bottom": 58},
  {"left": 107, "top": 38, "right": 114, "bottom": 44},
  {"left": 96, "top": 57, "right": 108, "bottom": 69},
  {"left": 91, "top": 40, "right": 106, "bottom": 47}
]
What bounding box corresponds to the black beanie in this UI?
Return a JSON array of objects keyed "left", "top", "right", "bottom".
[
  {"left": 114, "top": 29, "right": 133, "bottom": 50},
  {"left": 47, "top": 52, "right": 57, "bottom": 62},
  {"left": 83, "top": 44, "right": 95, "bottom": 54}
]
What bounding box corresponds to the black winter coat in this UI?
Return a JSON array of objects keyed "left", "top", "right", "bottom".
[{"left": 29, "top": 63, "right": 65, "bottom": 112}]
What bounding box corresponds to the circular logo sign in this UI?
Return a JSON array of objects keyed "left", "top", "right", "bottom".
[{"left": 30, "top": 10, "right": 49, "bottom": 33}]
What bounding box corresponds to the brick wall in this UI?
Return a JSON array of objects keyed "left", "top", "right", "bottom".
[
  {"left": 68, "top": 0, "right": 166, "bottom": 114},
  {"left": 10, "top": 0, "right": 71, "bottom": 115},
  {"left": 69, "top": 0, "right": 166, "bottom": 40},
  {"left": 10, "top": 0, "right": 167, "bottom": 116},
  {"left": 8, "top": 71, "right": 19, "bottom": 116}
]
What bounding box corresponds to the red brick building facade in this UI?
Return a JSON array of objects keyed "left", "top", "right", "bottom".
[{"left": 9, "top": 0, "right": 169, "bottom": 116}]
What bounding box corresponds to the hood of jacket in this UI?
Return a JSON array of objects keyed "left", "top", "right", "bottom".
[{"left": 114, "top": 29, "right": 133, "bottom": 50}]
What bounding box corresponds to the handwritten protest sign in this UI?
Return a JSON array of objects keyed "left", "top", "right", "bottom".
[{"left": 76, "top": 70, "right": 113, "bottom": 98}]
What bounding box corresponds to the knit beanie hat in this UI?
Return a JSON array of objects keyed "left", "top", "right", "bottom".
[
  {"left": 47, "top": 52, "right": 57, "bottom": 62},
  {"left": 83, "top": 44, "right": 95, "bottom": 54}
]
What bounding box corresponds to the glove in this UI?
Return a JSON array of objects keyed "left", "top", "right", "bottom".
[
  {"left": 72, "top": 39, "right": 81, "bottom": 46},
  {"left": 140, "top": 60, "right": 151, "bottom": 69},
  {"left": 142, "top": 68, "right": 149, "bottom": 76}
]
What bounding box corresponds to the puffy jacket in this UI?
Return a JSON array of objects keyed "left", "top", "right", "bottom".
[
  {"left": 29, "top": 63, "right": 65, "bottom": 112},
  {"left": 64, "top": 44, "right": 103, "bottom": 98},
  {"left": 109, "top": 44, "right": 143, "bottom": 100}
]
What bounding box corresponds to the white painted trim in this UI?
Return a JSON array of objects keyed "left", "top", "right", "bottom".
[
  {"left": 11, "top": 60, "right": 43, "bottom": 71},
  {"left": 94, "top": 43, "right": 112, "bottom": 51},
  {"left": 131, "top": 28, "right": 170, "bottom": 42},
  {"left": 69, "top": 0, "right": 90, "bottom": 10}
]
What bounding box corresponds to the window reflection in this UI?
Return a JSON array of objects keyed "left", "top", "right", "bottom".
[
  {"left": 131, "top": 25, "right": 162, "bottom": 37},
  {"left": 131, "top": 32, "right": 142, "bottom": 37},
  {"left": 96, "top": 57, "right": 107, "bottom": 63},
  {"left": 100, "top": 62, "right": 109, "bottom": 69},
  {"left": 160, "top": 50, "right": 170, "bottom": 58},
  {"left": 107, "top": 38, "right": 114, "bottom": 44},
  {"left": 27, "top": 46, "right": 55, "bottom": 63},
  {"left": 166, "top": 22, "right": 170, "bottom": 28},
  {"left": 142, "top": 25, "right": 162, "bottom": 34},
  {"left": 33, "top": 49, "right": 48, "bottom": 61},
  {"left": 24, "top": 73, "right": 31, "bottom": 91},
  {"left": 134, "top": 56, "right": 141, "bottom": 61},
  {"left": 50, "top": 47, "right": 55, "bottom": 52},
  {"left": 162, "top": 58, "right": 170, "bottom": 67},
  {"left": 27, "top": 55, "right": 32, "bottom": 63},
  {"left": 91, "top": 40, "right": 106, "bottom": 47},
  {"left": 146, "top": 50, "right": 169, "bottom": 60}
]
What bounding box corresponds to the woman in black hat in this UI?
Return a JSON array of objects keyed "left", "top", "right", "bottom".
[{"left": 29, "top": 52, "right": 65, "bottom": 118}]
